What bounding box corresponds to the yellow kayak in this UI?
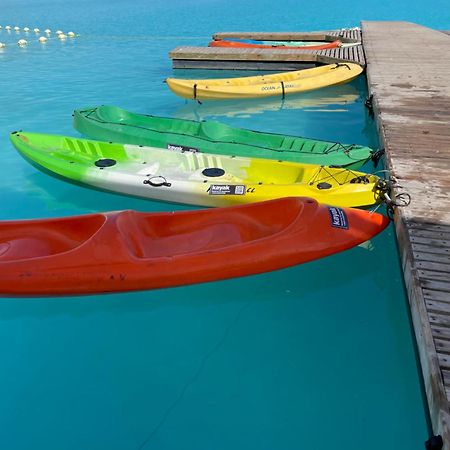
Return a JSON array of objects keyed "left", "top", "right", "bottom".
[{"left": 165, "top": 63, "right": 363, "bottom": 100}]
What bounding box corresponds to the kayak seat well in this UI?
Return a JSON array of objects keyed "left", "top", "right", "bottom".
[
  {"left": 0, "top": 215, "right": 106, "bottom": 262},
  {"left": 198, "top": 121, "right": 234, "bottom": 141},
  {"left": 94, "top": 106, "right": 204, "bottom": 137},
  {"left": 95, "top": 105, "right": 129, "bottom": 123},
  {"left": 116, "top": 201, "right": 303, "bottom": 259}
]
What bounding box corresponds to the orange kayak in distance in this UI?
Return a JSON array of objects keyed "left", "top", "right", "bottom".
[
  {"left": 0, "top": 197, "right": 389, "bottom": 296},
  {"left": 208, "top": 39, "right": 342, "bottom": 50}
]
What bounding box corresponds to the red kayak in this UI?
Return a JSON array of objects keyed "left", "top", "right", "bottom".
[
  {"left": 0, "top": 197, "right": 389, "bottom": 296},
  {"left": 208, "top": 39, "right": 342, "bottom": 50}
]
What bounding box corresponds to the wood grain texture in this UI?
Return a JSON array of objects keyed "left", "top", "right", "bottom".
[
  {"left": 363, "top": 20, "right": 450, "bottom": 447},
  {"left": 212, "top": 31, "right": 359, "bottom": 44}
]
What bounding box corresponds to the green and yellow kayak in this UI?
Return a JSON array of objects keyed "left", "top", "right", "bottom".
[
  {"left": 73, "top": 105, "right": 376, "bottom": 169},
  {"left": 11, "top": 131, "right": 384, "bottom": 208}
]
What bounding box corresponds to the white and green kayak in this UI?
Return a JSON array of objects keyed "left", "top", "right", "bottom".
[{"left": 10, "top": 131, "right": 383, "bottom": 209}]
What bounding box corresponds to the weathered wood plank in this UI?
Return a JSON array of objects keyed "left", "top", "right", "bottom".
[
  {"left": 172, "top": 60, "right": 317, "bottom": 71},
  {"left": 426, "top": 289, "right": 450, "bottom": 302},
  {"left": 427, "top": 300, "right": 450, "bottom": 315},
  {"left": 423, "top": 279, "right": 450, "bottom": 293},
  {"left": 414, "top": 251, "right": 450, "bottom": 265},
  {"left": 212, "top": 31, "right": 359, "bottom": 44},
  {"left": 432, "top": 326, "right": 450, "bottom": 341},
  {"left": 430, "top": 312, "right": 450, "bottom": 327},
  {"left": 435, "top": 339, "right": 450, "bottom": 355},
  {"left": 170, "top": 46, "right": 319, "bottom": 62},
  {"left": 439, "top": 353, "right": 450, "bottom": 370}
]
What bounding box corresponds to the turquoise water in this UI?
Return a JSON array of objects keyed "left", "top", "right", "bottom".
[{"left": 0, "top": 1, "right": 440, "bottom": 449}]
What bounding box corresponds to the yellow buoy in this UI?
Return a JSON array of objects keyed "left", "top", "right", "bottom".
[
  {"left": 38, "top": 36, "right": 47, "bottom": 43},
  {"left": 58, "top": 33, "right": 67, "bottom": 40}
]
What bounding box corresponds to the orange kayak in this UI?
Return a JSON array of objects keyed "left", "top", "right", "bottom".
[
  {"left": 208, "top": 39, "right": 342, "bottom": 50},
  {"left": 0, "top": 197, "right": 389, "bottom": 296}
]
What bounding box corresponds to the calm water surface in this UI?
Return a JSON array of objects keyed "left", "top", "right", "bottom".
[{"left": 0, "top": 1, "right": 443, "bottom": 448}]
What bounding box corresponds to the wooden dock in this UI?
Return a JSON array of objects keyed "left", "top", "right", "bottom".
[
  {"left": 363, "top": 21, "right": 450, "bottom": 449},
  {"left": 169, "top": 29, "right": 365, "bottom": 70},
  {"left": 168, "top": 21, "right": 450, "bottom": 447}
]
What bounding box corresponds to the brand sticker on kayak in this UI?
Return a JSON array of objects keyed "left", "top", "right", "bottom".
[
  {"left": 208, "top": 185, "right": 246, "bottom": 195},
  {"left": 167, "top": 143, "right": 199, "bottom": 153},
  {"left": 328, "top": 207, "right": 349, "bottom": 229}
]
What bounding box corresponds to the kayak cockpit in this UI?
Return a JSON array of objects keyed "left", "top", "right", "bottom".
[
  {"left": 117, "top": 199, "right": 306, "bottom": 259},
  {"left": 0, "top": 215, "right": 106, "bottom": 262}
]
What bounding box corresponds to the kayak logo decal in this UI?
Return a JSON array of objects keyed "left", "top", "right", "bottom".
[
  {"left": 208, "top": 185, "right": 246, "bottom": 195},
  {"left": 167, "top": 143, "right": 199, "bottom": 153},
  {"left": 328, "top": 207, "right": 349, "bottom": 229},
  {"left": 143, "top": 175, "right": 172, "bottom": 188}
]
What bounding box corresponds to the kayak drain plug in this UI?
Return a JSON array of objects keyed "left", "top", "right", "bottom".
[
  {"left": 202, "top": 168, "right": 225, "bottom": 177},
  {"left": 95, "top": 158, "right": 117, "bottom": 168}
]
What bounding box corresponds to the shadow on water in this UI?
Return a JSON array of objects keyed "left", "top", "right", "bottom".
[{"left": 173, "top": 82, "right": 361, "bottom": 120}]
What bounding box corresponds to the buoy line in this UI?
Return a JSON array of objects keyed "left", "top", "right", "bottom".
[{"left": 0, "top": 25, "right": 79, "bottom": 48}]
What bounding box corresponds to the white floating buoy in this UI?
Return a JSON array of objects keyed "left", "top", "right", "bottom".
[
  {"left": 55, "top": 30, "right": 63, "bottom": 35},
  {"left": 24, "top": 27, "right": 30, "bottom": 32},
  {"left": 0, "top": 43, "right": 6, "bottom": 48},
  {"left": 5, "top": 26, "right": 11, "bottom": 31},
  {"left": 38, "top": 36, "right": 47, "bottom": 43},
  {"left": 0, "top": 26, "right": 2, "bottom": 29},
  {"left": 17, "top": 39, "right": 27, "bottom": 46},
  {"left": 58, "top": 33, "right": 67, "bottom": 40},
  {"left": 67, "top": 31, "right": 75, "bottom": 37},
  {"left": 33, "top": 28, "right": 40, "bottom": 33},
  {"left": 44, "top": 28, "right": 51, "bottom": 34},
  {"left": 14, "top": 26, "right": 20, "bottom": 31}
]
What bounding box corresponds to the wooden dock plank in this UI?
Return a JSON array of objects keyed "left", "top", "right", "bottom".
[
  {"left": 432, "top": 326, "right": 450, "bottom": 341},
  {"left": 363, "top": 20, "right": 450, "bottom": 447},
  {"left": 212, "top": 30, "right": 360, "bottom": 44},
  {"left": 169, "top": 46, "right": 319, "bottom": 62}
]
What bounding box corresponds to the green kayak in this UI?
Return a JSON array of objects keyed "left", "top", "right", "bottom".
[{"left": 73, "top": 105, "right": 378, "bottom": 169}]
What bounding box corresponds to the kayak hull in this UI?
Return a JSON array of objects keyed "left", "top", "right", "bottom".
[
  {"left": 165, "top": 63, "right": 363, "bottom": 100},
  {"left": 10, "top": 131, "right": 383, "bottom": 209},
  {"left": 208, "top": 39, "right": 342, "bottom": 50},
  {"left": 73, "top": 105, "right": 374, "bottom": 169},
  {"left": 260, "top": 40, "right": 361, "bottom": 48},
  {"left": 0, "top": 197, "right": 389, "bottom": 296}
]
